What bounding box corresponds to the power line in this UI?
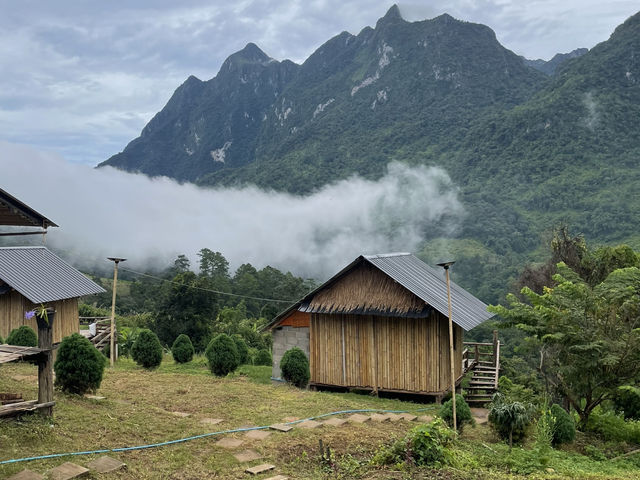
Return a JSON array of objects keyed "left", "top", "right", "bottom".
[{"left": 118, "top": 266, "right": 297, "bottom": 304}]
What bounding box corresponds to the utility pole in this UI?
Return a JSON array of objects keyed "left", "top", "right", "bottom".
[
  {"left": 107, "top": 257, "right": 126, "bottom": 367},
  {"left": 438, "top": 261, "right": 456, "bottom": 432}
]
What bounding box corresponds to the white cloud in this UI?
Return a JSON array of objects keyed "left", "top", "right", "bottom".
[{"left": 0, "top": 141, "right": 464, "bottom": 279}]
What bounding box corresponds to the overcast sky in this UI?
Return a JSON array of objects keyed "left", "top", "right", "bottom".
[{"left": 0, "top": 1, "right": 638, "bottom": 167}]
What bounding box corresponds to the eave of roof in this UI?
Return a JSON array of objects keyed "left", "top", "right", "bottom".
[{"left": 0, "top": 188, "right": 58, "bottom": 228}]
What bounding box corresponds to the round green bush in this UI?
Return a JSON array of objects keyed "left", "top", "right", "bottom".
[
  {"left": 232, "top": 335, "right": 249, "bottom": 365},
  {"left": 280, "top": 347, "right": 309, "bottom": 388},
  {"left": 172, "top": 334, "right": 195, "bottom": 364},
  {"left": 205, "top": 334, "right": 239, "bottom": 376},
  {"left": 54, "top": 333, "right": 106, "bottom": 394},
  {"left": 7, "top": 325, "right": 38, "bottom": 347},
  {"left": 550, "top": 404, "right": 576, "bottom": 445},
  {"left": 254, "top": 349, "right": 272, "bottom": 366},
  {"left": 439, "top": 394, "right": 474, "bottom": 432},
  {"left": 131, "top": 329, "right": 163, "bottom": 369}
]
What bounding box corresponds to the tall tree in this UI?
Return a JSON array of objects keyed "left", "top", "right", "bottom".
[{"left": 491, "top": 260, "right": 640, "bottom": 427}]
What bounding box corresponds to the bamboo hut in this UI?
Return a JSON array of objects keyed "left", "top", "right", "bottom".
[
  {"left": 0, "top": 247, "right": 105, "bottom": 344},
  {"left": 267, "top": 253, "right": 493, "bottom": 398}
]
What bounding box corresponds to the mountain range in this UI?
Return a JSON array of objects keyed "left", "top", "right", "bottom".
[{"left": 99, "top": 5, "right": 640, "bottom": 302}]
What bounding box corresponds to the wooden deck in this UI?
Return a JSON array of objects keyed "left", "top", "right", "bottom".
[{"left": 0, "top": 344, "right": 49, "bottom": 364}]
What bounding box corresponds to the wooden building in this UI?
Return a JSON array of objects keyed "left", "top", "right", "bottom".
[
  {"left": 268, "top": 253, "right": 493, "bottom": 397},
  {"left": 0, "top": 247, "right": 105, "bottom": 344}
]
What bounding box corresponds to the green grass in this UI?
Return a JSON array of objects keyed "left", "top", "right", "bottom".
[{"left": 1, "top": 358, "right": 639, "bottom": 479}]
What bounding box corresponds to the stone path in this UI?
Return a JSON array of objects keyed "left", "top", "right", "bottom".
[
  {"left": 48, "top": 462, "right": 89, "bottom": 480},
  {"left": 9, "top": 410, "right": 435, "bottom": 479},
  {"left": 7, "top": 470, "right": 44, "bottom": 480},
  {"left": 470, "top": 407, "right": 489, "bottom": 425},
  {"left": 86, "top": 456, "right": 126, "bottom": 474},
  {"left": 245, "top": 429, "right": 271, "bottom": 440}
]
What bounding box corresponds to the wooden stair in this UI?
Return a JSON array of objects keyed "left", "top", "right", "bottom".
[{"left": 461, "top": 332, "right": 500, "bottom": 405}]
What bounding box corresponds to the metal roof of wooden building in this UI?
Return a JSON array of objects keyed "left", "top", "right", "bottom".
[
  {"left": 269, "top": 253, "right": 493, "bottom": 332},
  {"left": 0, "top": 247, "right": 105, "bottom": 303}
]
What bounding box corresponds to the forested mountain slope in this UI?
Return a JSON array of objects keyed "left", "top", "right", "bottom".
[{"left": 99, "top": 7, "right": 640, "bottom": 302}]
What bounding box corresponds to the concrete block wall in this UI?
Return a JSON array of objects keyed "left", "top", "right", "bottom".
[{"left": 271, "top": 326, "right": 309, "bottom": 380}]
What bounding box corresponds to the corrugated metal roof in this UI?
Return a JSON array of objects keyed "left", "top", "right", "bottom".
[
  {"left": 363, "top": 253, "right": 493, "bottom": 331},
  {"left": 0, "top": 247, "right": 105, "bottom": 303},
  {"left": 268, "top": 253, "right": 493, "bottom": 331}
]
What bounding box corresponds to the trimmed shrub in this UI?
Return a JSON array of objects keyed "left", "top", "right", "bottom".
[
  {"left": 439, "top": 394, "right": 474, "bottom": 432},
  {"left": 280, "top": 347, "right": 309, "bottom": 388},
  {"left": 550, "top": 404, "right": 576, "bottom": 445},
  {"left": 54, "top": 333, "right": 106, "bottom": 394},
  {"left": 254, "top": 349, "right": 272, "bottom": 366},
  {"left": 205, "top": 333, "right": 240, "bottom": 376},
  {"left": 613, "top": 385, "right": 640, "bottom": 420},
  {"left": 131, "top": 329, "right": 163, "bottom": 369},
  {"left": 232, "top": 335, "right": 249, "bottom": 365},
  {"left": 7, "top": 325, "right": 38, "bottom": 347},
  {"left": 172, "top": 334, "right": 195, "bottom": 364}
]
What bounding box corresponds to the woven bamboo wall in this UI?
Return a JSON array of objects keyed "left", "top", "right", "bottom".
[
  {"left": 309, "top": 312, "right": 463, "bottom": 394},
  {"left": 0, "top": 290, "right": 79, "bottom": 343}
]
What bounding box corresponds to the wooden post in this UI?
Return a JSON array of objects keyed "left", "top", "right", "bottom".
[
  {"left": 493, "top": 330, "right": 498, "bottom": 367},
  {"left": 107, "top": 257, "right": 126, "bottom": 367},
  {"left": 474, "top": 343, "right": 479, "bottom": 365},
  {"left": 437, "top": 261, "right": 456, "bottom": 432},
  {"left": 37, "top": 310, "right": 54, "bottom": 417},
  {"left": 341, "top": 317, "right": 346, "bottom": 385}
]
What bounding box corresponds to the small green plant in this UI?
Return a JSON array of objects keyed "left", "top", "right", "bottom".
[
  {"left": 280, "top": 347, "right": 310, "bottom": 388},
  {"left": 613, "top": 386, "right": 640, "bottom": 420},
  {"left": 205, "top": 333, "right": 240, "bottom": 376},
  {"left": 550, "top": 404, "right": 575, "bottom": 445},
  {"left": 7, "top": 325, "right": 37, "bottom": 347},
  {"left": 131, "top": 329, "right": 163, "bottom": 369},
  {"left": 439, "top": 394, "right": 474, "bottom": 432},
  {"left": 535, "top": 401, "right": 555, "bottom": 466},
  {"left": 372, "top": 418, "right": 454, "bottom": 467},
  {"left": 254, "top": 348, "right": 272, "bottom": 366},
  {"left": 118, "top": 327, "right": 139, "bottom": 357},
  {"left": 54, "top": 333, "right": 106, "bottom": 394},
  {"left": 232, "top": 335, "right": 249, "bottom": 364},
  {"left": 0, "top": 334, "right": 4, "bottom": 344},
  {"left": 171, "top": 334, "right": 195, "bottom": 363},
  {"left": 488, "top": 393, "right": 534, "bottom": 448}
]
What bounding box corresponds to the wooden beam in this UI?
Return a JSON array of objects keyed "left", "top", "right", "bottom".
[{"left": 37, "top": 313, "right": 54, "bottom": 417}]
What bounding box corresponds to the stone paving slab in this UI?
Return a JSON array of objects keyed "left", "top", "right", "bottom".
[
  {"left": 370, "top": 413, "right": 390, "bottom": 422},
  {"left": 7, "top": 469, "right": 44, "bottom": 480},
  {"left": 48, "top": 462, "right": 89, "bottom": 480},
  {"left": 399, "top": 413, "right": 418, "bottom": 421},
  {"left": 233, "top": 449, "right": 263, "bottom": 463},
  {"left": 171, "top": 411, "right": 191, "bottom": 417},
  {"left": 245, "top": 463, "right": 275, "bottom": 475},
  {"left": 296, "top": 419, "right": 323, "bottom": 429},
  {"left": 386, "top": 413, "right": 403, "bottom": 422},
  {"left": 417, "top": 415, "right": 434, "bottom": 423},
  {"left": 84, "top": 395, "right": 105, "bottom": 401},
  {"left": 264, "top": 476, "right": 288, "bottom": 480},
  {"left": 322, "top": 417, "right": 347, "bottom": 427},
  {"left": 11, "top": 375, "right": 37, "bottom": 382},
  {"left": 270, "top": 423, "right": 293, "bottom": 432},
  {"left": 200, "top": 417, "right": 224, "bottom": 426},
  {"left": 245, "top": 429, "right": 272, "bottom": 440},
  {"left": 347, "top": 413, "right": 370, "bottom": 423},
  {"left": 87, "top": 456, "right": 126, "bottom": 474},
  {"left": 282, "top": 416, "right": 299, "bottom": 422},
  {"left": 216, "top": 437, "right": 244, "bottom": 449}
]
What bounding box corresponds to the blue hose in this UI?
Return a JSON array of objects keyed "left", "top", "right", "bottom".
[{"left": 0, "top": 407, "right": 429, "bottom": 465}]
